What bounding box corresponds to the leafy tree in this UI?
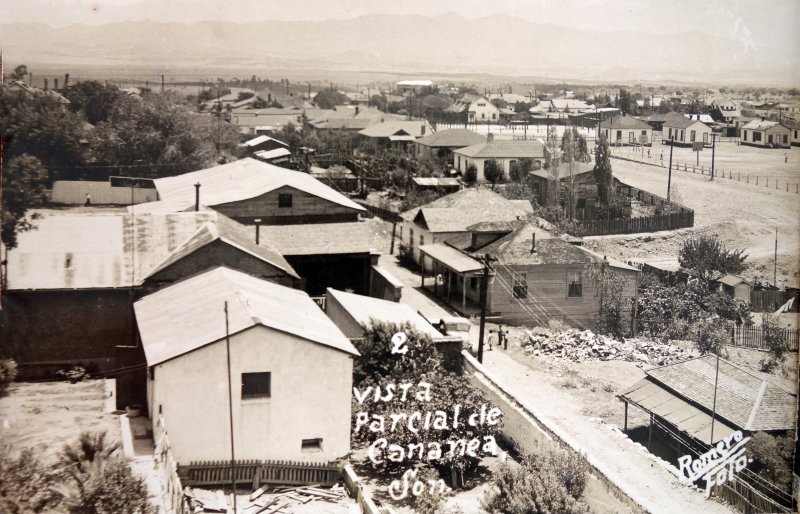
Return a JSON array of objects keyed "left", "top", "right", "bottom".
[
  {"left": 593, "top": 134, "right": 612, "bottom": 204},
  {"left": 509, "top": 158, "right": 533, "bottom": 182},
  {"left": 59, "top": 432, "right": 120, "bottom": 470},
  {"left": 10, "top": 65, "right": 28, "bottom": 81},
  {"left": 678, "top": 235, "right": 747, "bottom": 283},
  {"left": 1, "top": 155, "right": 50, "bottom": 249},
  {"left": 481, "top": 448, "right": 589, "bottom": 514},
  {"left": 483, "top": 159, "right": 504, "bottom": 189},
  {"left": 0, "top": 359, "right": 17, "bottom": 398},
  {"left": 593, "top": 191, "right": 631, "bottom": 221},
  {"left": 759, "top": 313, "right": 789, "bottom": 372},
  {"left": 0, "top": 448, "right": 61, "bottom": 513},
  {"left": 64, "top": 81, "right": 126, "bottom": 125},
  {"left": 746, "top": 432, "right": 794, "bottom": 493},
  {"left": 584, "top": 259, "right": 629, "bottom": 338},
  {"left": 57, "top": 456, "right": 155, "bottom": 514},
  {"left": 313, "top": 89, "right": 349, "bottom": 109},
  {"left": 463, "top": 163, "right": 478, "bottom": 185}
]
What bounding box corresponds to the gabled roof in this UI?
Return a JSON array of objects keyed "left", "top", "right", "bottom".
[
  {"left": 599, "top": 116, "right": 651, "bottom": 130},
  {"left": 326, "top": 288, "right": 442, "bottom": 339},
  {"left": 718, "top": 274, "right": 750, "bottom": 287},
  {"left": 358, "top": 120, "right": 433, "bottom": 138},
  {"left": 742, "top": 119, "right": 788, "bottom": 130},
  {"left": 416, "top": 129, "right": 486, "bottom": 148},
  {"left": 636, "top": 355, "right": 796, "bottom": 431},
  {"left": 241, "top": 135, "right": 288, "bottom": 148},
  {"left": 6, "top": 210, "right": 295, "bottom": 290},
  {"left": 147, "top": 213, "right": 298, "bottom": 279},
  {"left": 135, "top": 267, "right": 359, "bottom": 366},
  {"left": 662, "top": 112, "right": 708, "bottom": 129},
  {"left": 148, "top": 158, "right": 365, "bottom": 213},
  {"left": 401, "top": 188, "right": 533, "bottom": 230},
  {"left": 453, "top": 139, "right": 546, "bottom": 159},
  {"left": 551, "top": 99, "right": 591, "bottom": 111},
  {"left": 411, "top": 177, "right": 460, "bottom": 187}
]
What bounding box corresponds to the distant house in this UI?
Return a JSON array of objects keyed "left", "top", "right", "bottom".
[
  {"left": 597, "top": 115, "right": 653, "bottom": 146},
  {"left": 3, "top": 210, "right": 297, "bottom": 403},
  {"left": 662, "top": 113, "right": 713, "bottom": 146},
  {"left": 231, "top": 107, "right": 305, "bottom": 135},
  {"left": 487, "top": 93, "right": 531, "bottom": 108},
  {"left": 358, "top": 120, "right": 434, "bottom": 150},
  {"left": 418, "top": 220, "right": 639, "bottom": 325},
  {"left": 740, "top": 119, "right": 791, "bottom": 148},
  {"left": 786, "top": 120, "right": 800, "bottom": 146},
  {"left": 410, "top": 177, "right": 461, "bottom": 195},
  {"left": 452, "top": 135, "right": 548, "bottom": 182},
  {"left": 136, "top": 266, "right": 358, "bottom": 465},
  {"left": 240, "top": 135, "right": 289, "bottom": 154},
  {"left": 399, "top": 188, "right": 533, "bottom": 268},
  {"left": 256, "top": 87, "right": 313, "bottom": 109},
  {"left": 137, "top": 158, "right": 366, "bottom": 225},
  {"left": 447, "top": 95, "right": 500, "bottom": 123},
  {"left": 550, "top": 99, "right": 592, "bottom": 114},
  {"left": 396, "top": 80, "right": 434, "bottom": 94},
  {"left": 717, "top": 274, "right": 751, "bottom": 303},
  {"left": 528, "top": 163, "right": 598, "bottom": 220},
  {"left": 307, "top": 106, "right": 405, "bottom": 131},
  {"left": 414, "top": 128, "right": 486, "bottom": 161},
  {"left": 619, "top": 355, "right": 796, "bottom": 444}
]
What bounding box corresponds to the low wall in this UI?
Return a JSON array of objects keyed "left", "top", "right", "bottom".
[
  {"left": 343, "top": 464, "right": 393, "bottom": 514},
  {"left": 462, "top": 351, "right": 645, "bottom": 514},
  {"left": 52, "top": 180, "right": 158, "bottom": 205}
]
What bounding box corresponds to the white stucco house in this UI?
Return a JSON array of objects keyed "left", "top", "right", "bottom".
[
  {"left": 452, "top": 135, "right": 547, "bottom": 182},
  {"left": 468, "top": 95, "right": 501, "bottom": 123},
  {"left": 740, "top": 119, "right": 791, "bottom": 148},
  {"left": 662, "top": 113, "right": 713, "bottom": 147},
  {"left": 135, "top": 266, "right": 359, "bottom": 465},
  {"left": 597, "top": 115, "right": 653, "bottom": 146}
]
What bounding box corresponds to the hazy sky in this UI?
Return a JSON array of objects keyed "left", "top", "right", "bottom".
[{"left": 1, "top": 0, "right": 798, "bottom": 51}]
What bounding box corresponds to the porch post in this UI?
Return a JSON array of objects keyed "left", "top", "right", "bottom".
[
  {"left": 462, "top": 275, "right": 467, "bottom": 312},
  {"left": 421, "top": 256, "right": 425, "bottom": 288},
  {"left": 434, "top": 260, "right": 439, "bottom": 296},
  {"left": 447, "top": 271, "right": 452, "bottom": 303}
]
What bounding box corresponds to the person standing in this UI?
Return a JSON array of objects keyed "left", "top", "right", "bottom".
[{"left": 85, "top": 193, "right": 92, "bottom": 206}]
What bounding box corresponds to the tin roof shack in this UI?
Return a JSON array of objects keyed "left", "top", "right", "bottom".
[
  {"left": 136, "top": 267, "right": 358, "bottom": 465},
  {"left": 3, "top": 211, "right": 296, "bottom": 397},
  {"left": 139, "top": 158, "right": 365, "bottom": 225},
  {"left": 717, "top": 274, "right": 751, "bottom": 303},
  {"left": 399, "top": 188, "right": 534, "bottom": 271},
  {"left": 740, "top": 119, "right": 791, "bottom": 148},
  {"left": 259, "top": 222, "right": 377, "bottom": 296},
  {"left": 324, "top": 288, "right": 463, "bottom": 371},
  {"left": 618, "top": 356, "right": 796, "bottom": 489},
  {"left": 597, "top": 115, "right": 653, "bottom": 146},
  {"left": 528, "top": 162, "right": 597, "bottom": 220}
]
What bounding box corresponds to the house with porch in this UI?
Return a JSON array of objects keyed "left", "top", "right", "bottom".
[
  {"left": 452, "top": 135, "right": 548, "bottom": 182},
  {"left": 414, "top": 129, "right": 486, "bottom": 162},
  {"left": 418, "top": 220, "right": 639, "bottom": 325},
  {"left": 136, "top": 158, "right": 366, "bottom": 225},
  {"left": 136, "top": 266, "right": 358, "bottom": 465},
  {"left": 662, "top": 113, "right": 713, "bottom": 147},
  {"left": 527, "top": 163, "right": 598, "bottom": 220},
  {"left": 399, "top": 188, "right": 534, "bottom": 269},
  {"left": 597, "top": 115, "right": 652, "bottom": 146},
  {"left": 740, "top": 119, "right": 791, "bottom": 148},
  {"left": 358, "top": 120, "right": 434, "bottom": 151}
]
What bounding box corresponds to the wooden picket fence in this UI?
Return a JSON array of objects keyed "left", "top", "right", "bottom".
[
  {"left": 730, "top": 325, "right": 799, "bottom": 351},
  {"left": 179, "top": 459, "right": 342, "bottom": 489},
  {"left": 750, "top": 289, "right": 798, "bottom": 312},
  {"left": 355, "top": 200, "right": 401, "bottom": 223},
  {"left": 713, "top": 475, "right": 793, "bottom": 514}
]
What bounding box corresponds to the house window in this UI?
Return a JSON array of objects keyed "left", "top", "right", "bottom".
[
  {"left": 703, "top": 132, "right": 708, "bottom": 143},
  {"left": 242, "top": 372, "right": 271, "bottom": 399},
  {"left": 668, "top": 128, "right": 673, "bottom": 139},
  {"left": 410, "top": 229, "right": 415, "bottom": 246},
  {"left": 628, "top": 132, "right": 635, "bottom": 143},
  {"left": 690, "top": 130, "right": 696, "bottom": 142},
  {"left": 567, "top": 271, "right": 582, "bottom": 298},
  {"left": 470, "top": 277, "right": 479, "bottom": 289},
  {"left": 301, "top": 438, "right": 323, "bottom": 452},
  {"left": 753, "top": 131, "right": 762, "bottom": 142},
  {"left": 513, "top": 273, "right": 528, "bottom": 299},
  {"left": 492, "top": 113, "right": 496, "bottom": 120},
  {"left": 278, "top": 193, "right": 292, "bottom": 208},
  {"left": 783, "top": 135, "right": 788, "bottom": 144},
  {"left": 679, "top": 130, "right": 684, "bottom": 141},
  {"left": 420, "top": 235, "right": 424, "bottom": 247},
  {"left": 481, "top": 113, "right": 486, "bottom": 119},
  {"left": 743, "top": 130, "right": 748, "bottom": 141},
  {"left": 616, "top": 130, "right": 622, "bottom": 141}
]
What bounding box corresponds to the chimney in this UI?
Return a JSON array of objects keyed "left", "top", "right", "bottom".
[
  {"left": 54, "top": 78, "right": 59, "bottom": 91},
  {"left": 194, "top": 182, "right": 201, "bottom": 211},
  {"left": 64, "top": 73, "right": 70, "bottom": 89},
  {"left": 487, "top": 133, "right": 494, "bottom": 143},
  {"left": 44, "top": 78, "right": 48, "bottom": 91},
  {"left": 421, "top": 124, "right": 426, "bottom": 135},
  {"left": 531, "top": 232, "right": 536, "bottom": 253},
  {"left": 254, "top": 219, "right": 262, "bottom": 244}
]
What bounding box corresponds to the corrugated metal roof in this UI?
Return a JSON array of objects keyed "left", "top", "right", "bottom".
[
  {"left": 359, "top": 120, "right": 432, "bottom": 138},
  {"left": 326, "top": 288, "right": 442, "bottom": 339},
  {"left": 638, "top": 355, "right": 796, "bottom": 431},
  {"left": 718, "top": 274, "right": 749, "bottom": 287},
  {"left": 416, "top": 129, "right": 486, "bottom": 148},
  {"left": 453, "top": 140, "right": 546, "bottom": 159},
  {"left": 259, "top": 222, "right": 375, "bottom": 256},
  {"left": 150, "top": 158, "right": 365, "bottom": 214},
  {"left": 401, "top": 189, "right": 533, "bottom": 231},
  {"left": 411, "top": 177, "right": 460, "bottom": 187},
  {"left": 135, "top": 267, "right": 359, "bottom": 365},
  {"left": 419, "top": 244, "right": 483, "bottom": 274},
  {"left": 253, "top": 148, "right": 291, "bottom": 160},
  {"left": 742, "top": 119, "right": 787, "bottom": 130},
  {"left": 620, "top": 379, "right": 738, "bottom": 444},
  {"left": 6, "top": 210, "right": 296, "bottom": 290}
]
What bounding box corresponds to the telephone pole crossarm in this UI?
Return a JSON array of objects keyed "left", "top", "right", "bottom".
[{"left": 477, "top": 254, "right": 497, "bottom": 364}]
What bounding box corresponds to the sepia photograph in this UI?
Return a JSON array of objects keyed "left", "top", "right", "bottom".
[{"left": 0, "top": 1, "right": 798, "bottom": 512}]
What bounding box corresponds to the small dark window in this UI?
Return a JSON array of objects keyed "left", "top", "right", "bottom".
[
  {"left": 513, "top": 273, "right": 528, "bottom": 299},
  {"left": 242, "top": 372, "right": 271, "bottom": 399},
  {"left": 470, "top": 277, "right": 479, "bottom": 289},
  {"left": 568, "top": 271, "right": 582, "bottom": 298},
  {"left": 301, "top": 438, "right": 323, "bottom": 451},
  {"left": 278, "top": 193, "right": 293, "bottom": 208}
]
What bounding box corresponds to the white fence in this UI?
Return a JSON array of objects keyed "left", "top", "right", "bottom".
[{"left": 52, "top": 180, "right": 158, "bottom": 205}]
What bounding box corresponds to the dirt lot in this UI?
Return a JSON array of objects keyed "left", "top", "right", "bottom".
[
  {"left": 586, "top": 154, "right": 800, "bottom": 288},
  {"left": 0, "top": 379, "right": 120, "bottom": 464}
]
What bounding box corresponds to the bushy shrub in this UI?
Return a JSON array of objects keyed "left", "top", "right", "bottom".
[
  {"left": 746, "top": 432, "right": 794, "bottom": 493},
  {"left": 397, "top": 243, "right": 418, "bottom": 270},
  {"left": 760, "top": 313, "right": 789, "bottom": 372},
  {"left": 463, "top": 163, "right": 478, "bottom": 185},
  {"left": 0, "top": 448, "right": 61, "bottom": 513}
]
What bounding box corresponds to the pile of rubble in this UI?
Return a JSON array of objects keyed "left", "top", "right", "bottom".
[
  {"left": 184, "top": 483, "right": 351, "bottom": 513},
  {"left": 521, "top": 328, "right": 695, "bottom": 366}
]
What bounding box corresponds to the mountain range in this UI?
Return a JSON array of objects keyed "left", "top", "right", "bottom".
[{"left": 1, "top": 14, "right": 797, "bottom": 86}]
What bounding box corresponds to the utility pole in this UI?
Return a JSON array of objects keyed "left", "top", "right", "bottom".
[
  {"left": 223, "top": 302, "right": 237, "bottom": 513},
  {"left": 709, "top": 347, "right": 721, "bottom": 446},
  {"left": 477, "top": 254, "right": 497, "bottom": 364},
  {"left": 710, "top": 133, "right": 716, "bottom": 181},
  {"left": 161, "top": 74, "right": 165, "bottom": 93},
  {"left": 774, "top": 227, "right": 778, "bottom": 286},
  {"left": 667, "top": 136, "right": 674, "bottom": 201}
]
